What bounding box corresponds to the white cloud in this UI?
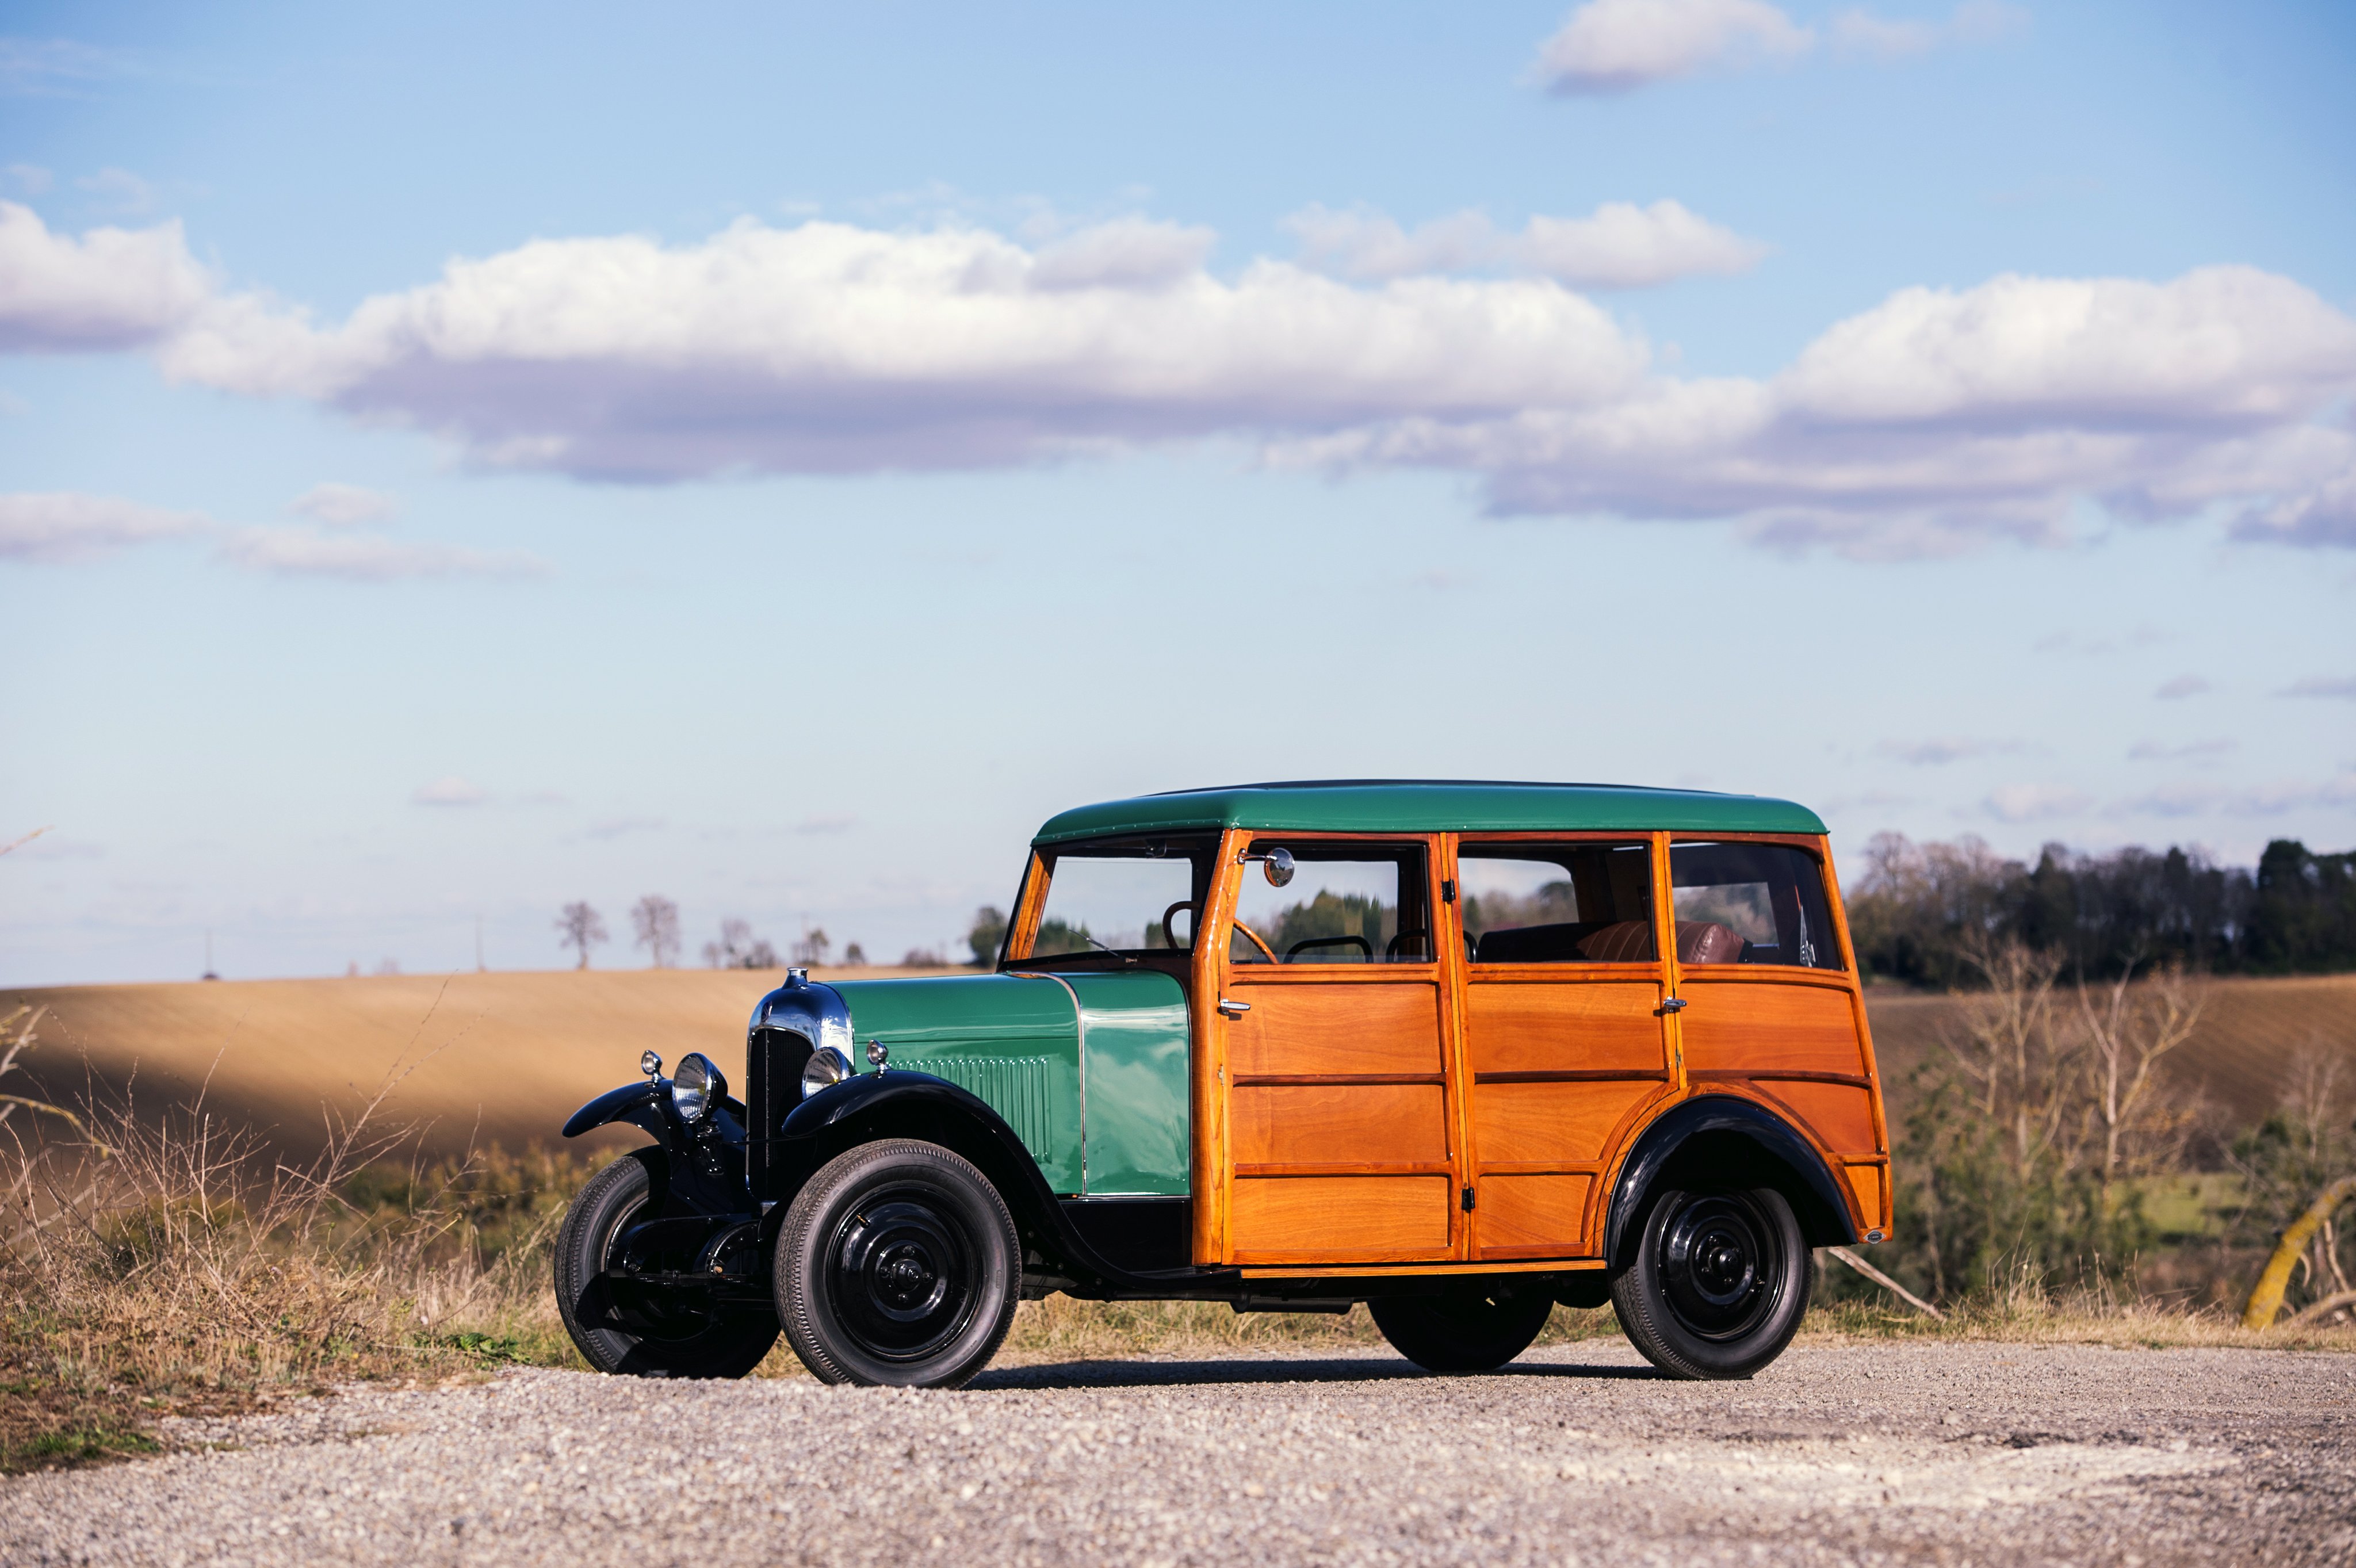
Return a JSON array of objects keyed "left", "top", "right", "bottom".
[
  {"left": 2278, "top": 676, "right": 2356, "bottom": 701},
  {"left": 1876, "top": 737, "right": 2027, "bottom": 766},
  {"left": 413, "top": 777, "right": 487, "bottom": 806},
  {"left": 214, "top": 526, "right": 548, "bottom": 582},
  {"left": 1531, "top": 0, "right": 2025, "bottom": 94},
  {"left": 0, "top": 37, "right": 117, "bottom": 97},
  {"left": 2155, "top": 675, "right": 2210, "bottom": 700},
  {"left": 1286, "top": 200, "right": 1765, "bottom": 289},
  {"left": 290, "top": 481, "right": 399, "bottom": 526},
  {"left": 0, "top": 200, "right": 209, "bottom": 351},
  {"left": 0, "top": 490, "right": 205, "bottom": 562},
  {"left": 1831, "top": 1, "right": 2028, "bottom": 60},
  {"left": 2121, "top": 773, "right": 2356, "bottom": 819},
  {"left": 4, "top": 163, "right": 50, "bottom": 194},
  {"left": 1535, "top": 0, "right": 1811, "bottom": 94},
  {"left": 14, "top": 202, "right": 2356, "bottom": 562},
  {"left": 77, "top": 167, "right": 155, "bottom": 216},
  {"left": 2127, "top": 739, "right": 2235, "bottom": 762},
  {"left": 1983, "top": 783, "right": 2091, "bottom": 823}
]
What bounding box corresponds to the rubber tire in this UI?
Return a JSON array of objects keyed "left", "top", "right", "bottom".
[
  {"left": 774, "top": 1139, "right": 1020, "bottom": 1389},
  {"left": 1370, "top": 1286, "right": 1555, "bottom": 1372},
  {"left": 553, "top": 1150, "right": 779, "bottom": 1379},
  {"left": 1611, "top": 1185, "right": 1812, "bottom": 1380}
]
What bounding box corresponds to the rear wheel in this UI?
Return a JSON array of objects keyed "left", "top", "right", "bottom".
[
  {"left": 1611, "top": 1185, "right": 1811, "bottom": 1380},
  {"left": 553, "top": 1150, "right": 779, "bottom": 1378},
  {"left": 774, "top": 1138, "right": 1020, "bottom": 1388},
  {"left": 1370, "top": 1285, "right": 1554, "bottom": 1372}
]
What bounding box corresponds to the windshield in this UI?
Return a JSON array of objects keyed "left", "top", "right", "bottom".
[{"left": 1023, "top": 836, "right": 1220, "bottom": 960}]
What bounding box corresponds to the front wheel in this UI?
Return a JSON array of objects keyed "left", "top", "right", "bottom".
[
  {"left": 1611, "top": 1185, "right": 1812, "bottom": 1380},
  {"left": 774, "top": 1138, "right": 1020, "bottom": 1388},
  {"left": 553, "top": 1150, "right": 779, "bottom": 1379},
  {"left": 1370, "top": 1286, "right": 1554, "bottom": 1372}
]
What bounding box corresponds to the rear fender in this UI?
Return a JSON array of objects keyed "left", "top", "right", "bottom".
[{"left": 1605, "top": 1095, "right": 1857, "bottom": 1266}]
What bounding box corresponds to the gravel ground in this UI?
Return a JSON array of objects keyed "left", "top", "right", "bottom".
[{"left": 3, "top": 1340, "right": 2351, "bottom": 1566}]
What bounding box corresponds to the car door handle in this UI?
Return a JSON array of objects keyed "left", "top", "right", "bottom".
[
  {"left": 1657, "top": 997, "right": 1688, "bottom": 1015},
  {"left": 1217, "top": 997, "right": 1251, "bottom": 1018}
]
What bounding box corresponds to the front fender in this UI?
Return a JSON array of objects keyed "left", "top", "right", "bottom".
[
  {"left": 563, "top": 1080, "right": 673, "bottom": 1142},
  {"left": 1605, "top": 1094, "right": 1857, "bottom": 1263}
]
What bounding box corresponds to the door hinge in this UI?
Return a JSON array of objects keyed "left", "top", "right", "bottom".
[
  {"left": 1460, "top": 1185, "right": 1476, "bottom": 1212},
  {"left": 1441, "top": 878, "right": 1456, "bottom": 904}
]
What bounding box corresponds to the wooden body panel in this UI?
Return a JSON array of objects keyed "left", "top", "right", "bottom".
[
  {"left": 1475, "top": 1173, "right": 1598, "bottom": 1256},
  {"left": 1463, "top": 977, "right": 1666, "bottom": 1073},
  {"left": 1757, "top": 1078, "right": 1880, "bottom": 1154},
  {"left": 1227, "top": 1175, "right": 1454, "bottom": 1262},
  {"left": 1226, "top": 978, "right": 1444, "bottom": 1078},
  {"left": 1677, "top": 973, "right": 1864, "bottom": 1076},
  {"left": 1231, "top": 1081, "right": 1448, "bottom": 1168},
  {"left": 1473, "top": 1079, "right": 1661, "bottom": 1167}
]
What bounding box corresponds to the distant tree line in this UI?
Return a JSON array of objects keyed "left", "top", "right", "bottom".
[{"left": 1847, "top": 835, "right": 2356, "bottom": 987}]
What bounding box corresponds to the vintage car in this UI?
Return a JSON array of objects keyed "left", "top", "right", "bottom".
[{"left": 554, "top": 780, "right": 1892, "bottom": 1386}]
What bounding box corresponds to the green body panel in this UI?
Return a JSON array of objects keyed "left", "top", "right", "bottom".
[
  {"left": 1065, "top": 970, "right": 1190, "bottom": 1196},
  {"left": 834, "top": 974, "right": 1082, "bottom": 1193},
  {"left": 1033, "top": 779, "right": 1827, "bottom": 846},
  {"left": 831, "top": 970, "right": 1192, "bottom": 1197}
]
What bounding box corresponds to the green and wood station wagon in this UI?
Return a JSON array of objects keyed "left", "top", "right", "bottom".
[{"left": 554, "top": 780, "right": 1894, "bottom": 1386}]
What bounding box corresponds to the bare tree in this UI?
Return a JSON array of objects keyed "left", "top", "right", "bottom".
[
  {"left": 702, "top": 919, "right": 779, "bottom": 970},
  {"left": 631, "top": 894, "right": 681, "bottom": 968},
  {"left": 2075, "top": 957, "right": 2205, "bottom": 1194},
  {"left": 556, "top": 901, "right": 608, "bottom": 969},
  {"left": 791, "top": 927, "right": 832, "bottom": 966},
  {"left": 1945, "top": 931, "right": 2075, "bottom": 1177}
]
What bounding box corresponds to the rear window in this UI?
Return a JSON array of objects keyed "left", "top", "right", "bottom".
[{"left": 1667, "top": 841, "right": 1843, "bottom": 970}]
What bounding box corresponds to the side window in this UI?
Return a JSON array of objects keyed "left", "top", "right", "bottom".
[
  {"left": 1231, "top": 840, "right": 1433, "bottom": 964},
  {"left": 1667, "top": 841, "right": 1843, "bottom": 970},
  {"left": 1028, "top": 837, "right": 1215, "bottom": 959},
  {"left": 1459, "top": 840, "right": 1656, "bottom": 963}
]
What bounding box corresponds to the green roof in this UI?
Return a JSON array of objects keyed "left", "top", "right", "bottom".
[{"left": 1032, "top": 780, "right": 1826, "bottom": 845}]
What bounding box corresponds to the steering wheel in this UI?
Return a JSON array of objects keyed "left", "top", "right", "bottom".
[
  {"left": 1287, "top": 934, "right": 1372, "bottom": 962},
  {"left": 1230, "top": 920, "right": 1280, "bottom": 964},
  {"left": 1386, "top": 928, "right": 1432, "bottom": 961},
  {"left": 1161, "top": 900, "right": 1197, "bottom": 951}
]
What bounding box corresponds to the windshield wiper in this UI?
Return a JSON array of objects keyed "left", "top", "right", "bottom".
[{"left": 1085, "top": 934, "right": 1138, "bottom": 967}]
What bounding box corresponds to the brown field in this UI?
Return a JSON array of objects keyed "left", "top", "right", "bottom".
[
  {"left": 4, "top": 966, "right": 2351, "bottom": 1159},
  {"left": 2, "top": 966, "right": 963, "bottom": 1158}
]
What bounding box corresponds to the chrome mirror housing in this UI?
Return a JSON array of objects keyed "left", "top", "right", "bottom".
[{"left": 1263, "top": 847, "right": 1295, "bottom": 888}]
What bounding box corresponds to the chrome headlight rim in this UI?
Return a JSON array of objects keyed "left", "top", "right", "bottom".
[
  {"left": 799, "top": 1045, "right": 852, "bottom": 1100},
  {"left": 669, "top": 1050, "right": 726, "bottom": 1121}
]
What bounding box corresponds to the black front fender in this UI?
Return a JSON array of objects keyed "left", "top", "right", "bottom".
[
  {"left": 1605, "top": 1094, "right": 1858, "bottom": 1264},
  {"left": 563, "top": 1080, "right": 674, "bottom": 1143}
]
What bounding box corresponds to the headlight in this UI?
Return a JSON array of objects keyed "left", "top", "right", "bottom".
[
  {"left": 800, "top": 1046, "right": 851, "bottom": 1099},
  {"left": 669, "top": 1051, "right": 726, "bottom": 1120}
]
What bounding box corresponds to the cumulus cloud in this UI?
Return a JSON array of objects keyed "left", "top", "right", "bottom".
[
  {"left": 13, "top": 204, "right": 2356, "bottom": 561},
  {"left": 213, "top": 526, "right": 548, "bottom": 582},
  {"left": 290, "top": 482, "right": 399, "bottom": 526},
  {"left": 0, "top": 200, "right": 209, "bottom": 351},
  {"left": 1532, "top": 0, "right": 2026, "bottom": 93},
  {"left": 0, "top": 490, "right": 205, "bottom": 562},
  {"left": 413, "top": 777, "right": 487, "bottom": 806},
  {"left": 1535, "top": 0, "right": 1811, "bottom": 93},
  {"left": 1285, "top": 200, "right": 1765, "bottom": 289},
  {"left": 1983, "top": 783, "right": 2090, "bottom": 823}
]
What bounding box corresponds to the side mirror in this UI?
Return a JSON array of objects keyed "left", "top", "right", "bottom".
[{"left": 1263, "top": 847, "right": 1295, "bottom": 888}]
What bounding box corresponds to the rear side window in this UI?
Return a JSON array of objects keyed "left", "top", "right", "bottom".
[
  {"left": 1667, "top": 841, "right": 1843, "bottom": 970},
  {"left": 1231, "top": 840, "right": 1433, "bottom": 963},
  {"left": 1459, "top": 840, "right": 1655, "bottom": 963}
]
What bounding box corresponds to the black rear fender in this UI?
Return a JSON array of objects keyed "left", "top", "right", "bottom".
[{"left": 1606, "top": 1095, "right": 1857, "bottom": 1267}]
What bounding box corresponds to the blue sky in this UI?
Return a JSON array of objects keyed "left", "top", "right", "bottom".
[{"left": 3, "top": 1, "right": 2352, "bottom": 984}]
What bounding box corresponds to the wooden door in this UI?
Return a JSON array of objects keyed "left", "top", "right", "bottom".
[
  {"left": 1454, "top": 833, "right": 1677, "bottom": 1260},
  {"left": 1216, "top": 835, "right": 1462, "bottom": 1266}
]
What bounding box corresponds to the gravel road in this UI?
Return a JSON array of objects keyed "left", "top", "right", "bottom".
[{"left": 5, "top": 1340, "right": 2351, "bottom": 1566}]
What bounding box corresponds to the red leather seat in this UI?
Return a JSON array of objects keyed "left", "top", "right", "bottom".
[{"left": 1575, "top": 920, "right": 1745, "bottom": 964}]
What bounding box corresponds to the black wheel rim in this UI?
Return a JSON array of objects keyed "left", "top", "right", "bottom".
[
  {"left": 827, "top": 1181, "right": 981, "bottom": 1364},
  {"left": 1656, "top": 1192, "right": 1783, "bottom": 1343}
]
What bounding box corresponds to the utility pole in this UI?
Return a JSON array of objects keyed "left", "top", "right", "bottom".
[
  {"left": 202, "top": 929, "right": 220, "bottom": 982},
  {"left": 476, "top": 915, "right": 487, "bottom": 973}
]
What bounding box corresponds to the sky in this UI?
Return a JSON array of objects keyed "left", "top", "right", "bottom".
[{"left": 2, "top": 0, "right": 2353, "bottom": 985}]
